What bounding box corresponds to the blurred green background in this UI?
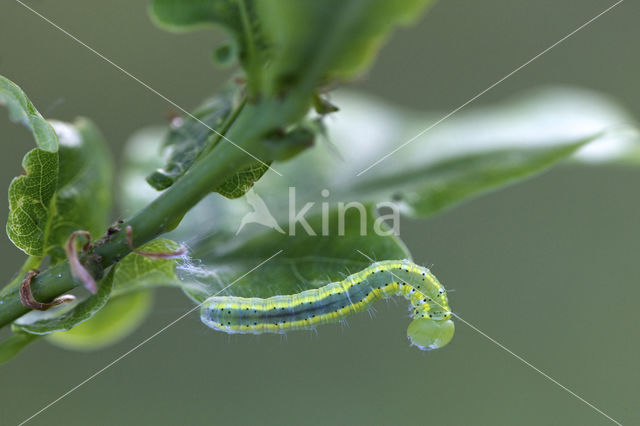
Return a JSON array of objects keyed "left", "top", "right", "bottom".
[{"left": 1, "top": 0, "right": 638, "bottom": 425}]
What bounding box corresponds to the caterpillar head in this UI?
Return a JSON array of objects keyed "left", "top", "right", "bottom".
[{"left": 407, "top": 318, "right": 455, "bottom": 350}]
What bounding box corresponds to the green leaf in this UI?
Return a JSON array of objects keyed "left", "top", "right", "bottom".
[
  {"left": 46, "top": 291, "right": 153, "bottom": 351},
  {"left": 0, "top": 332, "right": 40, "bottom": 364},
  {"left": 150, "top": 0, "right": 241, "bottom": 31},
  {"left": 111, "top": 238, "right": 183, "bottom": 297},
  {"left": 13, "top": 269, "right": 115, "bottom": 335},
  {"left": 6, "top": 148, "right": 59, "bottom": 256},
  {"left": 214, "top": 162, "right": 269, "bottom": 198},
  {"left": 121, "top": 87, "right": 637, "bottom": 252},
  {"left": 2, "top": 74, "right": 61, "bottom": 256},
  {"left": 146, "top": 90, "right": 237, "bottom": 190},
  {"left": 257, "top": 0, "right": 434, "bottom": 93},
  {"left": 149, "top": 0, "right": 269, "bottom": 89},
  {"left": 150, "top": 1, "right": 434, "bottom": 95},
  {"left": 233, "top": 88, "right": 636, "bottom": 224},
  {"left": 3, "top": 74, "right": 113, "bottom": 257},
  {"left": 143, "top": 87, "right": 298, "bottom": 199},
  {"left": 331, "top": 88, "right": 638, "bottom": 217},
  {"left": 0, "top": 75, "right": 58, "bottom": 152},
  {"left": 352, "top": 142, "right": 589, "bottom": 217},
  {"left": 182, "top": 205, "right": 409, "bottom": 302},
  {"left": 6, "top": 118, "right": 113, "bottom": 258},
  {"left": 45, "top": 119, "right": 113, "bottom": 261},
  {"left": 263, "top": 123, "right": 316, "bottom": 162},
  {"left": 120, "top": 125, "right": 250, "bottom": 238}
]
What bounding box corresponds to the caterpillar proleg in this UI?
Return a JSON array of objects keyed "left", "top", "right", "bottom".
[{"left": 200, "top": 260, "right": 454, "bottom": 350}]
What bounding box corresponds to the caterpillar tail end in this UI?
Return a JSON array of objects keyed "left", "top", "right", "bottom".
[{"left": 407, "top": 318, "right": 455, "bottom": 351}]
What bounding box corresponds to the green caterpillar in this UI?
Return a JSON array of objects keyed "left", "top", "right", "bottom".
[{"left": 201, "top": 260, "right": 454, "bottom": 350}]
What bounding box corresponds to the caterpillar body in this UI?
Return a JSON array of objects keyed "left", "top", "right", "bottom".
[{"left": 201, "top": 260, "right": 454, "bottom": 350}]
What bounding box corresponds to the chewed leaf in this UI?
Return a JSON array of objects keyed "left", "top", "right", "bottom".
[
  {"left": 112, "top": 238, "right": 183, "bottom": 297},
  {"left": 46, "top": 291, "right": 153, "bottom": 351},
  {"left": 146, "top": 90, "right": 236, "bottom": 190},
  {"left": 13, "top": 269, "right": 115, "bottom": 335},
  {"left": 0, "top": 75, "right": 58, "bottom": 152},
  {"left": 180, "top": 205, "right": 409, "bottom": 303},
  {"left": 6, "top": 148, "right": 58, "bottom": 255},
  {"left": 144, "top": 87, "right": 276, "bottom": 199}
]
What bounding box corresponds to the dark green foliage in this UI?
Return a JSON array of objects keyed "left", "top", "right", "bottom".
[{"left": 0, "top": 1, "right": 637, "bottom": 362}]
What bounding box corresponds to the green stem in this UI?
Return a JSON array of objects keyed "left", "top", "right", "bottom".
[
  {"left": 0, "top": 98, "right": 295, "bottom": 329},
  {"left": 0, "top": 0, "right": 368, "bottom": 329},
  {"left": 200, "top": 95, "right": 247, "bottom": 159},
  {"left": 236, "top": 0, "right": 261, "bottom": 98}
]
